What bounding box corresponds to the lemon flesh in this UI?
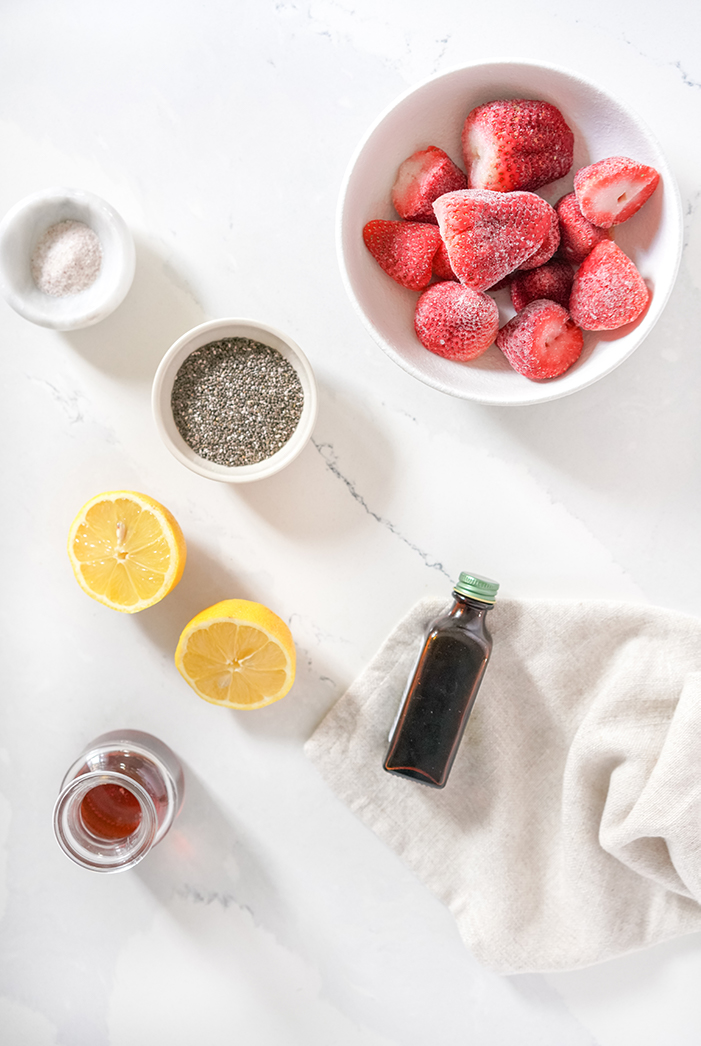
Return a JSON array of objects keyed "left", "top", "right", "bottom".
[
  {"left": 175, "top": 599, "right": 296, "bottom": 709},
  {"left": 68, "top": 491, "right": 186, "bottom": 613}
]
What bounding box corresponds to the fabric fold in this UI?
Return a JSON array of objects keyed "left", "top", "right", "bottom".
[{"left": 304, "top": 597, "right": 701, "bottom": 973}]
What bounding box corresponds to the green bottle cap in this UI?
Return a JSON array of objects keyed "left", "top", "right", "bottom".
[{"left": 453, "top": 571, "right": 499, "bottom": 604}]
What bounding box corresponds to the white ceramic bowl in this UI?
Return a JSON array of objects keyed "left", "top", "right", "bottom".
[
  {"left": 152, "top": 318, "right": 318, "bottom": 483},
  {"left": 338, "top": 60, "right": 683, "bottom": 405},
  {"left": 0, "top": 187, "right": 135, "bottom": 331}
]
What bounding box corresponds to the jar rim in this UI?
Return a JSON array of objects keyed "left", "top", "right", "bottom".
[{"left": 52, "top": 770, "right": 158, "bottom": 873}]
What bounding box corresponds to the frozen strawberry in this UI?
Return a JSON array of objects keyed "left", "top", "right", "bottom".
[
  {"left": 510, "top": 260, "right": 574, "bottom": 312},
  {"left": 362, "top": 220, "right": 442, "bottom": 290},
  {"left": 519, "top": 202, "right": 560, "bottom": 270},
  {"left": 432, "top": 238, "right": 457, "bottom": 281},
  {"left": 392, "top": 146, "right": 468, "bottom": 223},
  {"left": 496, "top": 300, "right": 584, "bottom": 380},
  {"left": 433, "top": 189, "right": 553, "bottom": 291},
  {"left": 573, "top": 156, "right": 660, "bottom": 228},
  {"left": 569, "top": 240, "right": 650, "bottom": 330},
  {"left": 556, "top": 192, "right": 609, "bottom": 264},
  {"left": 415, "top": 281, "right": 499, "bottom": 361},
  {"left": 461, "top": 99, "right": 574, "bottom": 192}
]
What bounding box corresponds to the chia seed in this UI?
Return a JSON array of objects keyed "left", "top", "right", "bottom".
[{"left": 171, "top": 337, "right": 304, "bottom": 467}]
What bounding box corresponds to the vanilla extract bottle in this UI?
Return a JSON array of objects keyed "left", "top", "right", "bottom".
[{"left": 384, "top": 572, "right": 499, "bottom": 788}]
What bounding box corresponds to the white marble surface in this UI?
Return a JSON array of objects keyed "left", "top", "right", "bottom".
[{"left": 2, "top": 1, "right": 701, "bottom": 1043}]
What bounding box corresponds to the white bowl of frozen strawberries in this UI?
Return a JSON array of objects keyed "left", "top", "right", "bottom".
[{"left": 338, "top": 61, "right": 683, "bottom": 405}]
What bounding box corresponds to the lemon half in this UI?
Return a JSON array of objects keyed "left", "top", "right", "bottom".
[
  {"left": 175, "top": 599, "right": 296, "bottom": 709},
  {"left": 68, "top": 490, "right": 186, "bottom": 613}
]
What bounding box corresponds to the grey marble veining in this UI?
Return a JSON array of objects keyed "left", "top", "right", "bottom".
[{"left": 1, "top": 1, "right": 701, "bottom": 1044}]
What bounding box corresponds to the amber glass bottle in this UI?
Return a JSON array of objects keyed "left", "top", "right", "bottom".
[{"left": 384, "top": 571, "right": 499, "bottom": 788}]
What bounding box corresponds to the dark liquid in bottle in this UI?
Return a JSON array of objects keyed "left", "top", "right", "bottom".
[
  {"left": 384, "top": 592, "right": 493, "bottom": 788},
  {"left": 80, "top": 784, "right": 143, "bottom": 841}
]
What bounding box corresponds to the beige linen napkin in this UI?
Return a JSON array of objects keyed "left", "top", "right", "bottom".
[{"left": 304, "top": 597, "right": 701, "bottom": 973}]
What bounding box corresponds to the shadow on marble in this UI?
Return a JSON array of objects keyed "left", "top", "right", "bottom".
[
  {"left": 483, "top": 274, "right": 701, "bottom": 502},
  {"left": 136, "top": 762, "right": 288, "bottom": 933},
  {"left": 130, "top": 538, "right": 345, "bottom": 740},
  {"left": 132, "top": 538, "right": 253, "bottom": 658},
  {"left": 230, "top": 648, "right": 343, "bottom": 745},
  {"left": 59, "top": 236, "right": 205, "bottom": 382},
  {"left": 541, "top": 928, "right": 701, "bottom": 1003},
  {"left": 232, "top": 375, "right": 397, "bottom": 541}
]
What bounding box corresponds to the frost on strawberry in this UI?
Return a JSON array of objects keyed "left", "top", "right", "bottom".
[
  {"left": 569, "top": 240, "right": 650, "bottom": 330},
  {"left": 556, "top": 192, "right": 609, "bottom": 264},
  {"left": 461, "top": 99, "right": 574, "bottom": 193},
  {"left": 518, "top": 202, "right": 560, "bottom": 270},
  {"left": 362, "top": 219, "right": 442, "bottom": 290},
  {"left": 573, "top": 156, "right": 660, "bottom": 229},
  {"left": 392, "top": 146, "right": 468, "bottom": 223},
  {"left": 414, "top": 281, "right": 499, "bottom": 361},
  {"left": 433, "top": 189, "right": 553, "bottom": 291},
  {"left": 496, "top": 300, "right": 584, "bottom": 381},
  {"left": 510, "top": 260, "right": 574, "bottom": 312}
]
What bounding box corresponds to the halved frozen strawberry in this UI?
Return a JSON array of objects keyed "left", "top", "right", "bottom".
[
  {"left": 496, "top": 300, "right": 584, "bottom": 380},
  {"left": 433, "top": 189, "right": 553, "bottom": 291},
  {"left": 573, "top": 156, "right": 660, "bottom": 228},
  {"left": 392, "top": 146, "right": 468, "bottom": 223},
  {"left": 362, "top": 219, "right": 442, "bottom": 290},
  {"left": 569, "top": 240, "right": 650, "bottom": 330},
  {"left": 414, "top": 281, "right": 499, "bottom": 361},
  {"left": 510, "top": 260, "right": 574, "bottom": 312},
  {"left": 461, "top": 99, "right": 574, "bottom": 193},
  {"left": 555, "top": 192, "right": 610, "bottom": 264},
  {"left": 518, "top": 202, "right": 560, "bottom": 270}
]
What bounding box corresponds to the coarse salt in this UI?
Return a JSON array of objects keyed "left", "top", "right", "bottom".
[{"left": 31, "top": 219, "right": 102, "bottom": 296}]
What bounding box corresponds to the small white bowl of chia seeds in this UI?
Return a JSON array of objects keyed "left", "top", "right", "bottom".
[
  {"left": 0, "top": 187, "right": 135, "bottom": 330},
  {"left": 152, "top": 318, "right": 318, "bottom": 483}
]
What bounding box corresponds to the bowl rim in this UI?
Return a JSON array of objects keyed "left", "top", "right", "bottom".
[
  {"left": 336, "top": 58, "right": 684, "bottom": 406},
  {"left": 151, "top": 317, "right": 318, "bottom": 483},
  {"left": 0, "top": 185, "right": 136, "bottom": 331}
]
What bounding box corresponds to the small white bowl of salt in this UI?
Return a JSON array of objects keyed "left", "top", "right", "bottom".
[{"left": 0, "top": 187, "right": 135, "bottom": 330}]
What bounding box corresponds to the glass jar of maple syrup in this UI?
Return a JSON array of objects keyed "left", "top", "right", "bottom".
[
  {"left": 53, "top": 730, "right": 184, "bottom": 872},
  {"left": 384, "top": 571, "right": 499, "bottom": 788}
]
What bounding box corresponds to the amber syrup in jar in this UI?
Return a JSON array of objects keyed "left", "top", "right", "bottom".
[
  {"left": 384, "top": 571, "right": 499, "bottom": 788},
  {"left": 80, "top": 783, "right": 144, "bottom": 840},
  {"left": 53, "top": 730, "right": 184, "bottom": 872}
]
